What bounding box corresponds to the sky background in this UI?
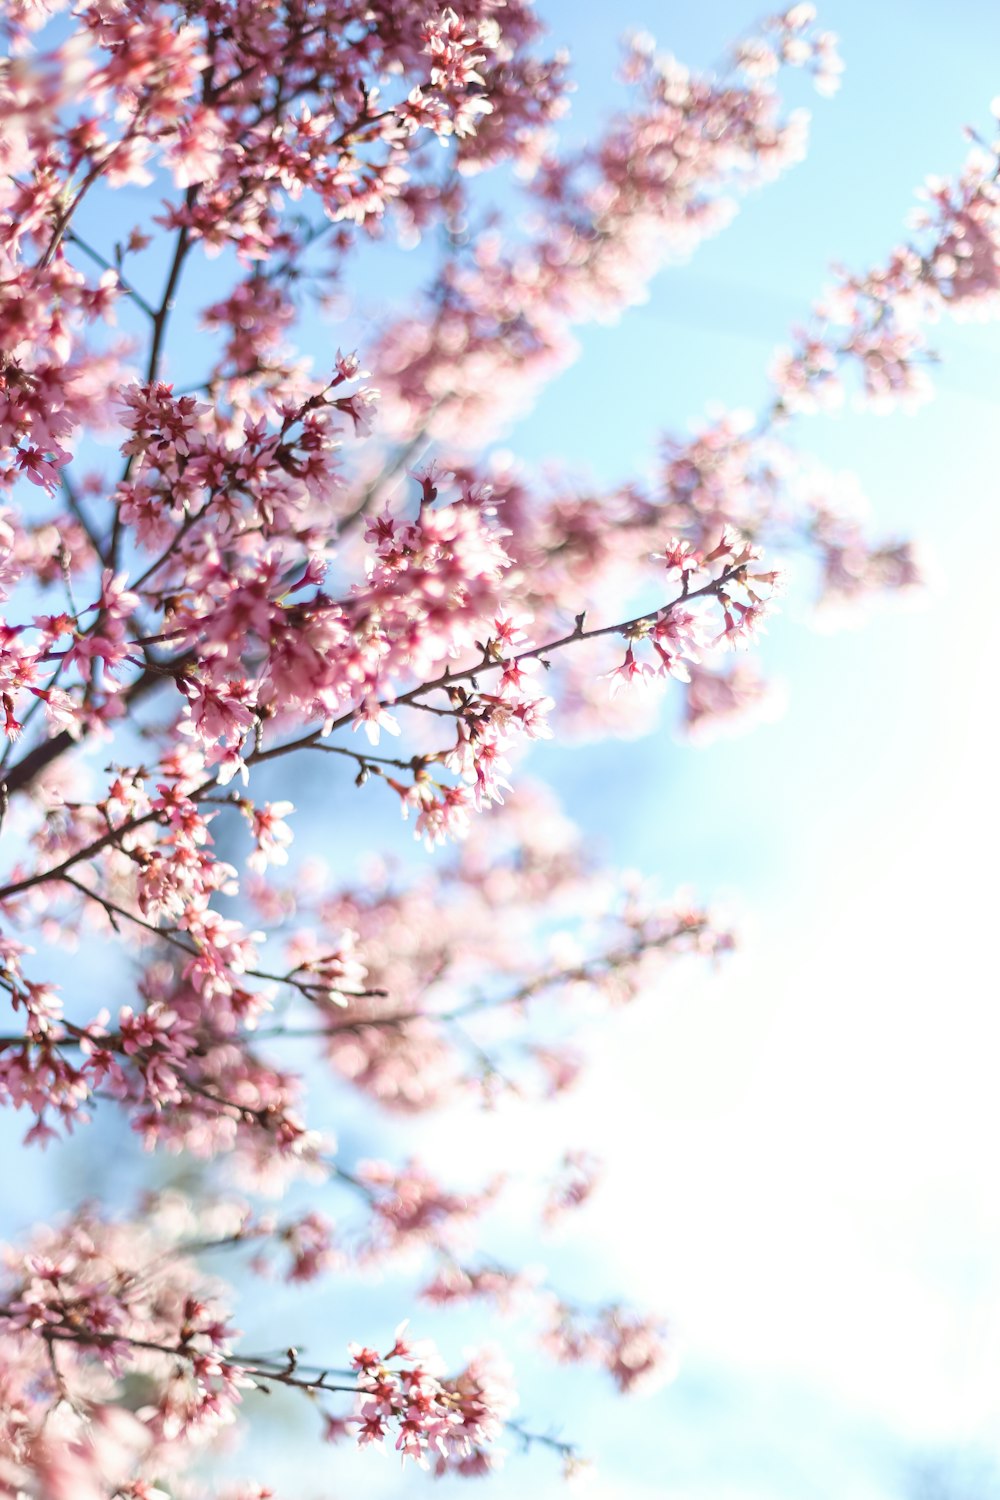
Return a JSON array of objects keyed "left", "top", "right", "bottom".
[{"left": 4, "top": 2, "right": 1000, "bottom": 1497}]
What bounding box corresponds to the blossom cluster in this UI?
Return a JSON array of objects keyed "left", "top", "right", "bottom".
[
  {"left": 0, "top": 1199, "right": 517, "bottom": 1494},
  {"left": 770, "top": 137, "right": 1000, "bottom": 415},
  {"left": 373, "top": 5, "right": 842, "bottom": 441},
  {"left": 0, "top": 775, "right": 731, "bottom": 1169},
  {"left": 348, "top": 1328, "right": 514, "bottom": 1475},
  {"left": 544, "top": 1302, "right": 676, "bottom": 1396}
]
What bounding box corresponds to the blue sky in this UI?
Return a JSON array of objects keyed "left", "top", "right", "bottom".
[{"left": 4, "top": 2, "right": 1000, "bottom": 1496}]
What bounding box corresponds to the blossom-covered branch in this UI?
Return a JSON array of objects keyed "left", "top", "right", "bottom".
[{"left": 1, "top": 0, "right": 997, "bottom": 1492}]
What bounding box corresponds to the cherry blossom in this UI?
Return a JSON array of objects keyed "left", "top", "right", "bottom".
[{"left": 0, "top": 0, "right": 995, "bottom": 1491}]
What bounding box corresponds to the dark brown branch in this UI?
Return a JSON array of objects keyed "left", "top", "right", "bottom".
[{"left": 251, "top": 562, "right": 746, "bottom": 769}]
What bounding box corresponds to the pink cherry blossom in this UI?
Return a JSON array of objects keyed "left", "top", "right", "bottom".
[{"left": 0, "top": 1, "right": 994, "bottom": 1491}]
